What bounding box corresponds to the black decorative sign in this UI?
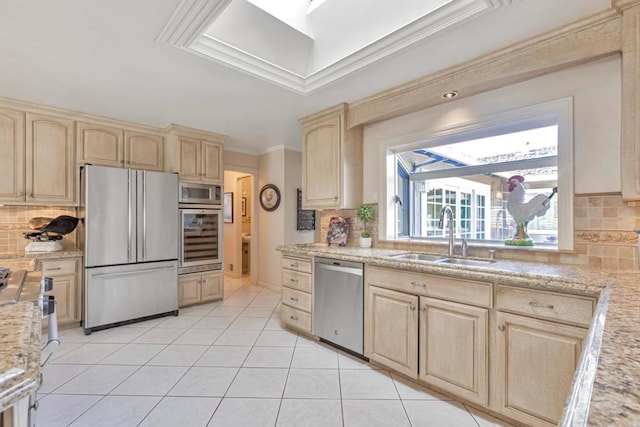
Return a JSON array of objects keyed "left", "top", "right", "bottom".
[{"left": 296, "top": 189, "right": 315, "bottom": 231}]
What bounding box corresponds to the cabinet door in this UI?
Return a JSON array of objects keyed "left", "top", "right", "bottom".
[
  {"left": 178, "top": 137, "right": 201, "bottom": 182},
  {"left": 0, "top": 108, "right": 25, "bottom": 203},
  {"left": 419, "top": 297, "right": 488, "bottom": 405},
  {"left": 26, "top": 113, "right": 75, "bottom": 205},
  {"left": 76, "top": 121, "right": 124, "bottom": 167},
  {"left": 365, "top": 285, "right": 418, "bottom": 378},
  {"left": 125, "top": 131, "right": 164, "bottom": 171},
  {"left": 201, "top": 271, "right": 223, "bottom": 302},
  {"left": 302, "top": 115, "right": 341, "bottom": 209},
  {"left": 47, "top": 274, "right": 77, "bottom": 325},
  {"left": 179, "top": 274, "right": 202, "bottom": 307},
  {"left": 201, "top": 140, "right": 223, "bottom": 183},
  {"left": 495, "top": 311, "right": 587, "bottom": 426}
]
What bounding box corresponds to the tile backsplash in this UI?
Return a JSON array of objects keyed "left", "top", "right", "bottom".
[
  {"left": 0, "top": 206, "right": 78, "bottom": 253},
  {"left": 319, "top": 194, "right": 640, "bottom": 271}
]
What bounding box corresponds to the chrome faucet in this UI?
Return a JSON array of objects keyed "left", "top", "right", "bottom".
[{"left": 438, "top": 206, "right": 455, "bottom": 257}]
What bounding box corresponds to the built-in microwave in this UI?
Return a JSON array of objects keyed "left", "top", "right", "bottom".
[{"left": 179, "top": 182, "right": 222, "bottom": 206}]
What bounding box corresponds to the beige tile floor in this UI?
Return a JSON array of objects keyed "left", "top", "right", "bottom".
[{"left": 37, "top": 276, "right": 513, "bottom": 427}]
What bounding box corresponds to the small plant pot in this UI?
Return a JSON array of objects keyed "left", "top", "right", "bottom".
[{"left": 360, "top": 237, "right": 372, "bottom": 248}]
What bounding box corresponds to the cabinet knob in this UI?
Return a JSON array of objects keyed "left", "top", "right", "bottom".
[
  {"left": 334, "top": 195, "right": 338, "bottom": 200},
  {"left": 498, "top": 324, "right": 505, "bottom": 331},
  {"left": 289, "top": 315, "right": 298, "bottom": 321},
  {"left": 290, "top": 278, "right": 299, "bottom": 283},
  {"left": 289, "top": 297, "right": 299, "bottom": 302},
  {"left": 27, "top": 192, "right": 33, "bottom": 197},
  {"left": 409, "top": 305, "right": 416, "bottom": 311}
]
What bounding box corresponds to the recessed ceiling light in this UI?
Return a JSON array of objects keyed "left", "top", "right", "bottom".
[{"left": 441, "top": 91, "right": 458, "bottom": 99}]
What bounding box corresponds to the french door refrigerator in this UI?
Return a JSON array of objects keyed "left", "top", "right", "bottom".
[{"left": 81, "top": 165, "right": 179, "bottom": 335}]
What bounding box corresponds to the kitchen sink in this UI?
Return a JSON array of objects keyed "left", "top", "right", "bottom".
[
  {"left": 435, "top": 258, "right": 495, "bottom": 266},
  {"left": 389, "top": 253, "right": 447, "bottom": 262}
]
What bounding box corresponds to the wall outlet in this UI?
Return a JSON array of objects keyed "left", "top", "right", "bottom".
[{"left": 230, "top": 264, "right": 233, "bottom": 271}]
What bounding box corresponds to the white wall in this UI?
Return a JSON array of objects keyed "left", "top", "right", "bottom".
[
  {"left": 257, "top": 147, "right": 314, "bottom": 289},
  {"left": 362, "top": 55, "right": 622, "bottom": 202}
]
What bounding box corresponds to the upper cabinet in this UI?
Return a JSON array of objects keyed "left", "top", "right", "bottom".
[
  {"left": 76, "top": 121, "right": 164, "bottom": 171},
  {"left": 299, "top": 103, "right": 362, "bottom": 209},
  {"left": 0, "top": 109, "right": 75, "bottom": 205},
  {"left": 166, "top": 125, "right": 225, "bottom": 184}
]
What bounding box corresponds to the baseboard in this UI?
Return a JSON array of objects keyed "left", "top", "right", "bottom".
[{"left": 257, "top": 280, "right": 280, "bottom": 293}]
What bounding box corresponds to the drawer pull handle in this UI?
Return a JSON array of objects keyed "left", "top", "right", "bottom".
[
  {"left": 290, "top": 278, "right": 299, "bottom": 283},
  {"left": 289, "top": 297, "right": 299, "bottom": 302},
  {"left": 529, "top": 301, "right": 554, "bottom": 310},
  {"left": 498, "top": 324, "right": 505, "bottom": 331},
  {"left": 47, "top": 267, "right": 61, "bottom": 271},
  {"left": 409, "top": 305, "right": 416, "bottom": 311},
  {"left": 290, "top": 263, "right": 298, "bottom": 268},
  {"left": 410, "top": 281, "right": 426, "bottom": 288},
  {"left": 290, "top": 315, "right": 298, "bottom": 321}
]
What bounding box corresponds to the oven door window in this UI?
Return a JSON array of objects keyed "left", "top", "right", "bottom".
[{"left": 182, "top": 211, "right": 220, "bottom": 264}]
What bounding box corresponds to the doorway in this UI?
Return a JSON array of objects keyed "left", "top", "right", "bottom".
[{"left": 223, "top": 170, "right": 256, "bottom": 285}]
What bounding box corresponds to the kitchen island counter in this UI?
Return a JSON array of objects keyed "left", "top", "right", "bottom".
[
  {"left": 277, "top": 243, "right": 640, "bottom": 425},
  {"left": 0, "top": 272, "right": 42, "bottom": 420}
]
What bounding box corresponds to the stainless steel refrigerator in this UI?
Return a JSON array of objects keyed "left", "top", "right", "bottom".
[{"left": 81, "top": 165, "right": 179, "bottom": 335}]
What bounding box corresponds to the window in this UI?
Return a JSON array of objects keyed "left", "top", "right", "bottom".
[{"left": 384, "top": 98, "right": 573, "bottom": 250}]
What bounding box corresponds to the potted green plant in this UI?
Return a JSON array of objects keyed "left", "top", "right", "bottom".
[{"left": 356, "top": 204, "right": 375, "bottom": 248}]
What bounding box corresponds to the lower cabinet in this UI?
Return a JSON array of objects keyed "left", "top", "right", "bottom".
[
  {"left": 495, "top": 311, "right": 587, "bottom": 426},
  {"left": 40, "top": 257, "right": 82, "bottom": 326},
  {"left": 419, "top": 297, "right": 488, "bottom": 405},
  {"left": 365, "top": 285, "right": 418, "bottom": 378},
  {"left": 179, "top": 271, "right": 223, "bottom": 307}
]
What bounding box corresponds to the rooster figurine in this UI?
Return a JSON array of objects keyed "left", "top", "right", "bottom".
[{"left": 505, "top": 175, "right": 557, "bottom": 246}]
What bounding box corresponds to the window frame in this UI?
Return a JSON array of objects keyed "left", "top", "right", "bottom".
[{"left": 381, "top": 97, "right": 574, "bottom": 250}]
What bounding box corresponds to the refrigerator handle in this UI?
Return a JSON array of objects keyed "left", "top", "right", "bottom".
[
  {"left": 127, "top": 171, "right": 132, "bottom": 262},
  {"left": 142, "top": 171, "right": 147, "bottom": 261}
]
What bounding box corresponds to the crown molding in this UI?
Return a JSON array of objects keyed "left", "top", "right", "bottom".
[
  {"left": 157, "top": 0, "right": 512, "bottom": 94},
  {"left": 156, "top": 0, "right": 232, "bottom": 46}
]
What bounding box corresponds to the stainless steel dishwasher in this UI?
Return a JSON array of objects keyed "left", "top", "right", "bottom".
[{"left": 314, "top": 257, "right": 365, "bottom": 357}]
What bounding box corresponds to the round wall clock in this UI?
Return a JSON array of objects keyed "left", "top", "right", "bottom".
[{"left": 259, "top": 184, "right": 281, "bottom": 211}]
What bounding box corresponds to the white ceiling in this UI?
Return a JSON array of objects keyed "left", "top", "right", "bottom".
[{"left": 0, "top": 0, "right": 610, "bottom": 153}]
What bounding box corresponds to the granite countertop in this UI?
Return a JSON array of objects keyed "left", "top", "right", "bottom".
[
  {"left": 0, "top": 273, "right": 42, "bottom": 413},
  {"left": 0, "top": 248, "right": 82, "bottom": 261},
  {"left": 277, "top": 243, "right": 640, "bottom": 425}
]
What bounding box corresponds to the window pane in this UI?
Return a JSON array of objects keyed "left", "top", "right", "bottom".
[{"left": 396, "top": 125, "right": 558, "bottom": 246}]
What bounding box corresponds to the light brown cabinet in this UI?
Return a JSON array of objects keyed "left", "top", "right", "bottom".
[
  {"left": 494, "top": 285, "right": 593, "bottom": 426},
  {"left": 281, "top": 255, "right": 313, "bottom": 334},
  {"left": 174, "top": 135, "right": 223, "bottom": 183},
  {"left": 179, "top": 271, "right": 223, "bottom": 307},
  {"left": 495, "top": 311, "right": 587, "bottom": 426},
  {"left": 0, "top": 110, "right": 75, "bottom": 205},
  {"left": 419, "top": 297, "right": 488, "bottom": 405},
  {"left": 299, "top": 103, "right": 362, "bottom": 209},
  {"left": 76, "top": 122, "right": 164, "bottom": 171},
  {"left": 365, "top": 285, "right": 418, "bottom": 378},
  {"left": 365, "top": 266, "right": 491, "bottom": 407},
  {"left": 0, "top": 108, "right": 25, "bottom": 203},
  {"left": 40, "top": 257, "right": 82, "bottom": 326}
]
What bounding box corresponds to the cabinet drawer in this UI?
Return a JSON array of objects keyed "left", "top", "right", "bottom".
[
  {"left": 282, "top": 256, "right": 312, "bottom": 273},
  {"left": 496, "top": 285, "right": 595, "bottom": 327},
  {"left": 282, "top": 287, "right": 311, "bottom": 312},
  {"left": 41, "top": 259, "right": 77, "bottom": 277},
  {"left": 282, "top": 269, "right": 312, "bottom": 293},
  {"left": 281, "top": 304, "right": 311, "bottom": 333},
  {"left": 366, "top": 266, "right": 492, "bottom": 308}
]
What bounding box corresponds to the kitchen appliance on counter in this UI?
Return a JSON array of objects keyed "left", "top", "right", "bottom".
[
  {"left": 23, "top": 215, "right": 79, "bottom": 252},
  {"left": 179, "top": 181, "right": 223, "bottom": 275},
  {"left": 80, "top": 165, "right": 179, "bottom": 335},
  {"left": 314, "top": 257, "right": 365, "bottom": 357}
]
